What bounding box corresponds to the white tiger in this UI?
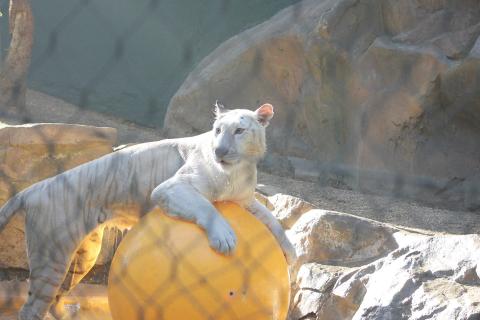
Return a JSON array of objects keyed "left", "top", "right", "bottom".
[{"left": 0, "top": 102, "right": 296, "bottom": 320}]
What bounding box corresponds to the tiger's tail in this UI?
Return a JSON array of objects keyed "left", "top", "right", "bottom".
[{"left": 0, "top": 195, "right": 22, "bottom": 232}]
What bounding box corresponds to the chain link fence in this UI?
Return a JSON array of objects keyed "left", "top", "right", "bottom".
[
  {"left": 0, "top": 1, "right": 297, "bottom": 319},
  {"left": 0, "top": 0, "right": 479, "bottom": 319}
]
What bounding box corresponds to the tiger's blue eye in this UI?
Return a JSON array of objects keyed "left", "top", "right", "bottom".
[
  {"left": 234, "top": 128, "right": 245, "bottom": 135},
  {"left": 215, "top": 127, "right": 221, "bottom": 135}
]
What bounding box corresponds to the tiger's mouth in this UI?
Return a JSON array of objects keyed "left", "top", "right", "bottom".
[
  {"left": 216, "top": 158, "right": 231, "bottom": 166},
  {"left": 215, "top": 155, "right": 238, "bottom": 166}
]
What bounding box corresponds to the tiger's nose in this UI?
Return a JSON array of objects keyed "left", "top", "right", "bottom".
[{"left": 215, "top": 147, "right": 229, "bottom": 158}]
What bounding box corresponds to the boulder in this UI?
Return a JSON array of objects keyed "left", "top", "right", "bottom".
[
  {"left": 0, "top": 123, "right": 117, "bottom": 269},
  {"left": 287, "top": 209, "right": 399, "bottom": 268},
  {"left": 264, "top": 193, "right": 315, "bottom": 229},
  {"left": 287, "top": 205, "right": 480, "bottom": 320},
  {"left": 327, "top": 234, "right": 480, "bottom": 320},
  {"left": 164, "top": 0, "right": 480, "bottom": 210},
  {"left": 290, "top": 263, "right": 350, "bottom": 320}
]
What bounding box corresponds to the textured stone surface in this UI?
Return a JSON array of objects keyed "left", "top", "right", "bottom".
[
  {"left": 164, "top": 0, "right": 480, "bottom": 210},
  {"left": 281, "top": 194, "right": 480, "bottom": 320},
  {"left": 290, "top": 263, "right": 348, "bottom": 320},
  {"left": 267, "top": 193, "right": 315, "bottom": 229},
  {"left": 0, "top": 123, "right": 117, "bottom": 269},
  {"left": 331, "top": 234, "right": 480, "bottom": 320},
  {"left": 287, "top": 209, "right": 399, "bottom": 268}
]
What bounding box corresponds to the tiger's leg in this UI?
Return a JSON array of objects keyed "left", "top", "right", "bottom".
[
  {"left": 49, "top": 225, "right": 105, "bottom": 319},
  {"left": 151, "top": 178, "right": 237, "bottom": 254},
  {"left": 19, "top": 250, "right": 71, "bottom": 320},
  {"left": 19, "top": 211, "right": 97, "bottom": 320}
]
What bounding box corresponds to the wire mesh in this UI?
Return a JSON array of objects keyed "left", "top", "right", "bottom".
[{"left": 0, "top": 0, "right": 478, "bottom": 319}]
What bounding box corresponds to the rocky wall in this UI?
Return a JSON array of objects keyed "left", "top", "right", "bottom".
[
  {"left": 0, "top": 123, "right": 117, "bottom": 269},
  {"left": 164, "top": 0, "right": 480, "bottom": 210}
]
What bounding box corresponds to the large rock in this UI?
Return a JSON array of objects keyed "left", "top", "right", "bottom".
[
  {"left": 256, "top": 193, "right": 315, "bottom": 229},
  {"left": 287, "top": 209, "right": 399, "bottom": 268},
  {"left": 322, "top": 234, "right": 480, "bottom": 320},
  {"left": 0, "top": 123, "right": 117, "bottom": 269},
  {"left": 290, "top": 263, "right": 350, "bottom": 320},
  {"left": 284, "top": 200, "right": 480, "bottom": 319},
  {"left": 164, "top": 0, "right": 480, "bottom": 210}
]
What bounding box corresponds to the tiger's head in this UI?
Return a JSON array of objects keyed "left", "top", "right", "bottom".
[{"left": 211, "top": 102, "right": 274, "bottom": 166}]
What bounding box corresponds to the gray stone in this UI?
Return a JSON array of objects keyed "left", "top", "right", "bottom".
[
  {"left": 288, "top": 157, "right": 320, "bottom": 182},
  {"left": 290, "top": 229, "right": 480, "bottom": 320},
  {"left": 268, "top": 193, "right": 315, "bottom": 229},
  {"left": 164, "top": 0, "right": 480, "bottom": 211},
  {"left": 289, "top": 264, "right": 348, "bottom": 320},
  {"left": 346, "top": 235, "right": 480, "bottom": 320},
  {"left": 287, "top": 209, "right": 399, "bottom": 268}
]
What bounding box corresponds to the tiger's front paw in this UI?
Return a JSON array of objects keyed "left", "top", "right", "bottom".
[{"left": 206, "top": 216, "right": 237, "bottom": 254}]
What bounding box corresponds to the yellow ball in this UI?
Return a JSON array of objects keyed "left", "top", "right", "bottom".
[{"left": 108, "top": 202, "right": 291, "bottom": 320}]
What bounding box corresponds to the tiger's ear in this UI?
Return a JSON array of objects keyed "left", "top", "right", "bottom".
[
  {"left": 255, "top": 103, "right": 274, "bottom": 127},
  {"left": 214, "top": 100, "right": 228, "bottom": 119}
]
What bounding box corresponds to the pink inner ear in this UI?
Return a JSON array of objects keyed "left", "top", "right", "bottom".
[{"left": 257, "top": 103, "right": 274, "bottom": 118}]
